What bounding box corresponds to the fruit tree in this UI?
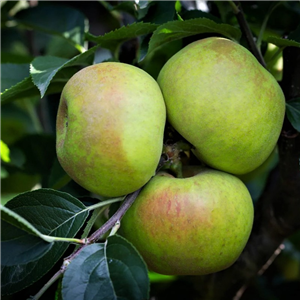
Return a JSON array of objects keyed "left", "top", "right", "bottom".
[{"left": 1, "top": 1, "right": 300, "bottom": 300}]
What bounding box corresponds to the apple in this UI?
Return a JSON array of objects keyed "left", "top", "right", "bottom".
[
  {"left": 157, "top": 37, "right": 285, "bottom": 175},
  {"left": 56, "top": 62, "right": 166, "bottom": 197},
  {"left": 120, "top": 166, "right": 254, "bottom": 275}
]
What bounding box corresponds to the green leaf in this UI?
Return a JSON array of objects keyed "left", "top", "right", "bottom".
[
  {"left": 1, "top": 140, "right": 10, "bottom": 163},
  {"left": 1, "top": 189, "right": 88, "bottom": 295},
  {"left": 30, "top": 56, "right": 69, "bottom": 97},
  {"left": 1, "top": 205, "right": 53, "bottom": 242},
  {"left": 1, "top": 76, "right": 66, "bottom": 105},
  {"left": 14, "top": 3, "right": 87, "bottom": 49},
  {"left": 30, "top": 46, "right": 98, "bottom": 97},
  {"left": 289, "top": 24, "right": 300, "bottom": 43},
  {"left": 266, "top": 36, "right": 300, "bottom": 48},
  {"left": 85, "top": 22, "right": 158, "bottom": 53},
  {"left": 147, "top": 18, "right": 241, "bottom": 57},
  {"left": 1, "top": 63, "right": 30, "bottom": 93},
  {"left": 62, "top": 235, "right": 149, "bottom": 300},
  {"left": 1, "top": 77, "right": 37, "bottom": 104},
  {"left": 181, "top": 9, "right": 223, "bottom": 24},
  {"left": 141, "top": 1, "right": 176, "bottom": 24},
  {"left": 12, "top": 134, "right": 56, "bottom": 176},
  {"left": 286, "top": 98, "right": 300, "bottom": 132},
  {"left": 1, "top": 205, "right": 53, "bottom": 266},
  {"left": 110, "top": 1, "right": 139, "bottom": 18},
  {"left": 48, "top": 158, "right": 71, "bottom": 190}
]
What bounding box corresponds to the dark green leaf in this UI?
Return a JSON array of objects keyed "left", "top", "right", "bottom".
[
  {"left": 181, "top": 9, "right": 223, "bottom": 24},
  {"left": 99, "top": 0, "right": 138, "bottom": 17},
  {"left": 1, "top": 63, "right": 30, "bottom": 93},
  {"left": 85, "top": 22, "right": 158, "bottom": 53},
  {"left": 141, "top": 1, "right": 176, "bottom": 24},
  {"left": 1, "top": 189, "right": 88, "bottom": 295},
  {"left": 62, "top": 235, "right": 149, "bottom": 300},
  {"left": 30, "top": 46, "right": 98, "bottom": 97},
  {"left": 1, "top": 206, "right": 53, "bottom": 266},
  {"left": 1, "top": 205, "right": 53, "bottom": 241},
  {"left": 48, "top": 158, "right": 71, "bottom": 190},
  {"left": 12, "top": 134, "right": 56, "bottom": 176},
  {"left": 286, "top": 98, "right": 300, "bottom": 132},
  {"left": 1, "top": 76, "right": 66, "bottom": 105},
  {"left": 266, "top": 36, "right": 300, "bottom": 48},
  {"left": 289, "top": 24, "right": 300, "bottom": 43},
  {"left": 147, "top": 18, "right": 241, "bottom": 57},
  {"left": 14, "top": 3, "right": 87, "bottom": 48},
  {"left": 1, "top": 77, "right": 37, "bottom": 104},
  {"left": 30, "top": 56, "right": 69, "bottom": 97},
  {"left": 213, "top": 1, "right": 234, "bottom": 23}
]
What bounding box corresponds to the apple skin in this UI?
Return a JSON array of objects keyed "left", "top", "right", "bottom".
[
  {"left": 56, "top": 62, "right": 166, "bottom": 197},
  {"left": 157, "top": 37, "right": 285, "bottom": 175},
  {"left": 120, "top": 167, "right": 254, "bottom": 275}
]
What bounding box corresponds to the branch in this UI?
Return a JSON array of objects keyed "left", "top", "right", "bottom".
[
  {"left": 30, "top": 188, "right": 142, "bottom": 300},
  {"left": 229, "top": 1, "right": 267, "bottom": 68},
  {"left": 87, "top": 188, "right": 141, "bottom": 243}
]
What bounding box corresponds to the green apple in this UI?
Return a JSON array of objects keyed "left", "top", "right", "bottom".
[
  {"left": 120, "top": 167, "right": 254, "bottom": 275},
  {"left": 56, "top": 62, "right": 166, "bottom": 197},
  {"left": 157, "top": 37, "right": 285, "bottom": 175}
]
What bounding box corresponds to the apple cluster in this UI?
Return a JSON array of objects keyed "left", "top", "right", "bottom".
[{"left": 56, "top": 37, "right": 285, "bottom": 276}]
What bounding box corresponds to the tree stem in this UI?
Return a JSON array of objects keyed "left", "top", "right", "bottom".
[
  {"left": 229, "top": 1, "right": 267, "bottom": 68},
  {"left": 30, "top": 189, "right": 142, "bottom": 299},
  {"left": 88, "top": 189, "right": 141, "bottom": 242},
  {"left": 30, "top": 269, "right": 63, "bottom": 300}
]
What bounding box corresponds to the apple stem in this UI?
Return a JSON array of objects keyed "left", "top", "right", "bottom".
[{"left": 160, "top": 142, "right": 188, "bottom": 178}]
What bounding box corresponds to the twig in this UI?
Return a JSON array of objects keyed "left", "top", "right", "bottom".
[
  {"left": 257, "top": 243, "right": 285, "bottom": 276},
  {"left": 88, "top": 189, "right": 141, "bottom": 243},
  {"left": 228, "top": 1, "right": 267, "bottom": 68},
  {"left": 30, "top": 188, "right": 142, "bottom": 300},
  {"left": 232, "top": 243, "right": 285, "bottom": 300},
  {"left": 29, "top": 269, "right": 64, "bottom": 300}
]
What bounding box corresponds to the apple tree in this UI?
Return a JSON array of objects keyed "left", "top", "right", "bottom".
[{"left": 1, "top": 1, "right": 300, "bottom": 300}]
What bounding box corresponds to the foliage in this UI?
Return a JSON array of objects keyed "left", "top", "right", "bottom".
[{"left": 1, "top": 1, "right": 300, "bottom": 300}]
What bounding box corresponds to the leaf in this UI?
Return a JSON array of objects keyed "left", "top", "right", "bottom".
[
  {"left": 85, "top": 22, "right": 158, "bottom": 53},
  {"left": 289, "top": 23, "right": 300, "bottom": 43},
  {"left": 286, "top": 98, "right": 300, "bottom": 132},
  {"left": 1, "top": 205, "right": 54, "bottom": 242},
  {"left": 147, "top": 18, "right": 241, "bottom": 57},
  {"left": 181, "top": 9, "right": 223, "bottom": 24},
  {"left": 14, "top": 3, "right": 87, "bottom": 48},
  {"left": 62, "top": 235, "right": 149, "bottom": 300},
  {"left": 1, "top": 189, "right": 89, "bottom": 295},
  {"left": 30, "top": 45, "right": 98, "bottom": 97},
  {"left": 1, "top": 205, "right": 54, "bottom": 266},
  {"left": 1, "top": 140, "right": 10, "bottom": 163},
  {"left": 30, "top": 56, "right": 69, "bottom": 97},
  {"left": 110, "top": 1, "right": 139, "bottom": 18},
  {"left": 141, "top": 1, "right": 176, "bottom": 24},
  {"left": 1, "top": 63, "right": 30, "bottom": 93},
  {"left": 266, "top": 36, "right": 300, "bottom": 48},
  {"left": 12, "top": 134, "right": 56, "bottom": 176},
  {"left": 1, "top": 76, "right": 66, "bottom": 105},
  {"left": 48, "top": 158, "right": 71, "bottom": 190}
]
